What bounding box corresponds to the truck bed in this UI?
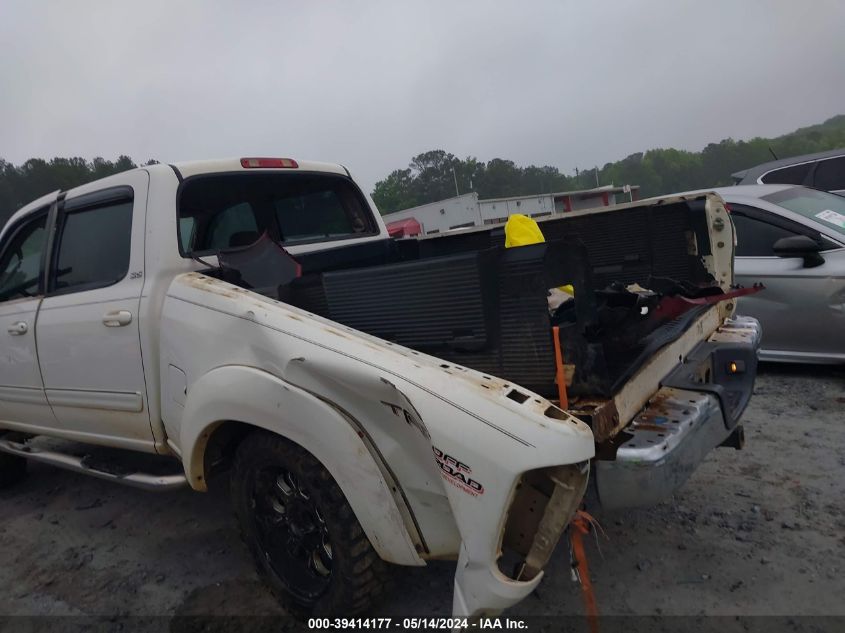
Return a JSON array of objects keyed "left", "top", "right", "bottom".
[{"left": 222, "top": 196, "right": 721, "bottom": 401}]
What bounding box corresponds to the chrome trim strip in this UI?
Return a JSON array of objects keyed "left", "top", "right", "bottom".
[
  {"left": 0, "top": 386, "right": 48, "bottom": 405},
  {"left": 45, "top": 389, "right": 144, "bottom": 412}
]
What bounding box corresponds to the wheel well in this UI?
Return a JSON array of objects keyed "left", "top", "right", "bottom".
[
  {"left": 202, "top": 420, "right": 257, "bottom": 484},
  {"left": 195, "top": 418, "right": 426, "bottom": 565}
]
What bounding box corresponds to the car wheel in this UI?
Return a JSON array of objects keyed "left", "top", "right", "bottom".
[
  {"left": 0, "top": 452, "right": 27, "bottom": 489},
  {"left": 231, "top": 431, "right": 387, "bottom": 617}
]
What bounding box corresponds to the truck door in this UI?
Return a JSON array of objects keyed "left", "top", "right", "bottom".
[
  {"left": 35, "top": 171, "right": 155, "bottom": 451},
  {"left": 0, "top": 203, "right": 57, "bottom": 427}
]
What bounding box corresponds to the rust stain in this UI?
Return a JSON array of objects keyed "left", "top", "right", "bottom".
[
  {"left": 646, "top": 391, "right": 674, "bottom": 416},
  {"left": 569, "top": 398, "right": 618, "bottom": 443},
  {"left": 631, "top": 422, "right": 668, "bottom": 432},
  {"left": 183, "top": 274, "right": 240, "bottom": 299}
]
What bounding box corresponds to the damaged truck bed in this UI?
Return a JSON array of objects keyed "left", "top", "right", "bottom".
[{"left": 216, "top": 189, "right": 762, "bottom": 509}]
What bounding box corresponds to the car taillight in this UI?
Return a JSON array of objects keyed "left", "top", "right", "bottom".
[
  {"left": 240, "top": 157, "right": 298, "bottom": 168},
  {"left": 723, "top": 202, "right": 732, "bottom": 214}
]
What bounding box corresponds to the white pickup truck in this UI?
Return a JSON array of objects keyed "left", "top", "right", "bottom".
[{"left": 0, "top": 157, "right": 760, "bottom": 618}]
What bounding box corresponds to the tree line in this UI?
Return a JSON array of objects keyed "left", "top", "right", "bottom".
[
  {"left": 371, "top": 114, "right": 845, "bottom": 213},
  {"left": 2, "top": 114, "right": 844, "bottom": 226},
  {"left": 0, "top": 156, "right": 158, "bottom": 227}
]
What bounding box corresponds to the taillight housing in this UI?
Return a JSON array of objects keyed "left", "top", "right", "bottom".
[{"left": 240, "top": 157, "right": 298, "bottom": 169}]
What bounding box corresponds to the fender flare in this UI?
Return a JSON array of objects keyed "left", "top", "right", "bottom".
[{"left": 180, "top": 365, "right": 424, "bottom": 566}]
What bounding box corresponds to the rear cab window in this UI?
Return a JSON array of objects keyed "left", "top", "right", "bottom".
[{"left": 177, "top": 172, "right": 378, "bottom": 256}]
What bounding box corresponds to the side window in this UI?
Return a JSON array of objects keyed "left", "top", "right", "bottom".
[
  {"left": 812, "top": 157, "right": 845, "bottom": 192},
  {"left": 206, "top": 202, "right": 259, "bottom": 249},
  {"left": 0, "top": 213, "right": 48, "bottom": 302},
  {"left": 52, "top": 200, "right": 133, "bottom": 294},
  {"left": 179, "top": 217, "right": 196, "bottom": 252},
  {"left": 761, "top": 163, "right": 812, "bottom": 186},
  {"left": 731, "top": 211, "right": 801, "bottom": 257}
]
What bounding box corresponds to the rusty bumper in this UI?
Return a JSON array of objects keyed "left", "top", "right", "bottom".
[{"left": 593, "top": 316, "right": 761, "bottom": 509}]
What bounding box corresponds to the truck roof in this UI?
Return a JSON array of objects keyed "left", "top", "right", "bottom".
[
  {"left": 2, "top": 157, "right": 352, "bottom": 233},
  {"left": 168, "top": 157, "right": 349, "bottom": 179}
]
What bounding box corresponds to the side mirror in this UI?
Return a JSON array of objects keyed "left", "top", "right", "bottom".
[{"left": 772, "top": 235, "right": 825, "bottom": 268}]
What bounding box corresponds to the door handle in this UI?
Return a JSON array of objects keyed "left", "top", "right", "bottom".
[
  {"left": 102, "top": 310, "right": 133, "bottom": 327},
  {"left": 7, "top": 321, "right": 27, "bottom": 335}
]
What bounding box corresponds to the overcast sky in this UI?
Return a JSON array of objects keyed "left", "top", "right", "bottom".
[{"left": 1, "top": 0, "right": 844, "bottom": 192}]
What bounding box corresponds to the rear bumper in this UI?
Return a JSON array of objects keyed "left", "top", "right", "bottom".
[
  {"left": 594, "top": 386, "right": 730, "bottom": 509},
  {"left": 594, "top": 315, "right": 761, "bottom": 509}
]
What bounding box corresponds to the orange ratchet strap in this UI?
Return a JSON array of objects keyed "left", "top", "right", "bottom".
[
  {"left": 570, "top": 509, "right": 600, "bottom": 633},
  {"left": 552, "top": 326, "right": 569, "bottom": 409}
]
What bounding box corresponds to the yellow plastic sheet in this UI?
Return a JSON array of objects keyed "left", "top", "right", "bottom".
[
  {"left": 504, "top": 213, "right": 546, "bottom": 248},
  {"left": 504, "top": 214, "right": 574, "bottom": 296}
]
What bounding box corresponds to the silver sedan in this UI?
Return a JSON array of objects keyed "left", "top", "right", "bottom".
[{"left": 707, "top": 184, "right": 845, "bottom": 364}]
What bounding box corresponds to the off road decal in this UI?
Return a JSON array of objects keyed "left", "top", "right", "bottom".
[{"left": 432, "top": 447, "right": 484, "bottom": 496}]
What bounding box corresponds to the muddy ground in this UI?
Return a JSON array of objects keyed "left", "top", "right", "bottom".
[{"left": 0, "top": 364, "right": 843, "bottom": 624}]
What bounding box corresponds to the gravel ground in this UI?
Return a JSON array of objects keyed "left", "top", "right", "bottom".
[{"left": 0, "top": 364, "right": 843, "bottom": 622}]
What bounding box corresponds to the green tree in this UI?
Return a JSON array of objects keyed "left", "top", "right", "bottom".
[
  {"left": 0, "top": 156, "right": 145, "bottom": 227},
  {"left": 372, "top": 114, "right": 845, "bottom": 212},
  {"left": 371, "top": 168, "right": 417, "bottom": 213}
]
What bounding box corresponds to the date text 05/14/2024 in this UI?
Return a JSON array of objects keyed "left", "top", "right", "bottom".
[{"left": 307, "top": 617, "right": 528, "bottom": 629}]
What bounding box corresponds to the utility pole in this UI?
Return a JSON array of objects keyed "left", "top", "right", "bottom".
[{"left": 452, "top": 167, "right": 460, "bottom": 197}]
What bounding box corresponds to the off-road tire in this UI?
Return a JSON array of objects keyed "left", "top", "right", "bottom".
[
  {"left": 231, "top": 431, "right": 388, "bottom": 618},
  {"left": 0, "top": 452, "right": 27, "bottom": 489}
]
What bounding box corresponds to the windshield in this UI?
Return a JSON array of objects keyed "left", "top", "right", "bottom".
[{"left": 762, "top": 187, "right": 845, "bottom": 237}]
